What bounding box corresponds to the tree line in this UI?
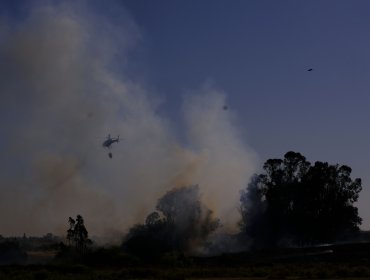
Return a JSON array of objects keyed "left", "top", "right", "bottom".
[{"left": 63, "top": 151, "right": 363, "bottom": 258}]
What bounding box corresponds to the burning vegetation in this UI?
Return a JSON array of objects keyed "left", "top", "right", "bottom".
[
  {"left": 123, "top": 185, "right": 219, "bottom": 259},
  {"left": 0, "top": 151, "right": 367, "bottom": 280},
  {"left": 0, "top": 2, "right": 368, "bottom": 278}
]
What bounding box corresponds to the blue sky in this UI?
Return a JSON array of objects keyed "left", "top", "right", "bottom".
[
  {"left": 122, "top": 0, "right": 370, "bottom": 157},
  {"left": 2, "top": 0, "right": 370, "bottom": 232},
  {"left": 115, "top": 0, "right": 370, "bottom": 229}
]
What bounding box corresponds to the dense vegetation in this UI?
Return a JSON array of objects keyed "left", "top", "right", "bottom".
[
  {"left": 0, "top": 151, "right": 366, "bottom": 279},
  {"left": 240, "top": 151, "right": 362, "bottom": 248},
  {"left": 123, "top": 185, "right": 219, "bottom": 259}
]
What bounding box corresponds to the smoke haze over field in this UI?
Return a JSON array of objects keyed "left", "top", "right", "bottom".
[{"left": 0, "top": 1, "right": 257, "bottom": 238}]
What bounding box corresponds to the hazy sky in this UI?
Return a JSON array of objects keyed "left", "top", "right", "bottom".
[
  {"left": 1, "top": 0, "right": 370, "bottom": 234},
  {"left": 122, "top": 0, "right": 370, "bottom": 229}
]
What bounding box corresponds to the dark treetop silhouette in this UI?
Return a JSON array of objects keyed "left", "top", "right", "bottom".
[
  {"left": 240, "top": 151, "right": 362, "bottom": 249},
  {"left": 123, "top": 185, "right": 219, "bottom": 259},
  {"left": 67, "top": 215, "right": 92, "bottom": 254}
]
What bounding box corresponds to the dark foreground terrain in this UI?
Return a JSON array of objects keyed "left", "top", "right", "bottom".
[{"left": 2, "top": 242, "right": 370, "bottom": 279}]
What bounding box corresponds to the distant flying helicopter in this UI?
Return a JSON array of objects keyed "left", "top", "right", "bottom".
[{"left": 102, "top": 134, "right": 119, "bottom": 158}]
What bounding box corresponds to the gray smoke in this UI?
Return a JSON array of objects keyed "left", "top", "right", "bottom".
[{"left": 0, "top": 1, "right": 257, "bottom": 239}]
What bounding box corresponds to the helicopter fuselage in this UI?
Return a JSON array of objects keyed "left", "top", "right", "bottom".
[{"left": 102, "top": 138, "right": 119, "bottom": 148}]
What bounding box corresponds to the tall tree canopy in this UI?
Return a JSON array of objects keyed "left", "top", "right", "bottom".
[{"left": 240, "top": 151, "right": 362, "bottom": 248}]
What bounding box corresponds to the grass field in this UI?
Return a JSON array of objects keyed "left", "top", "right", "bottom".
[
  {"left": 2, "top": 259, "right": 370, "bottom": 280},
  {"left": 2, "top": 243, "right": 370, "bottom": 279}
]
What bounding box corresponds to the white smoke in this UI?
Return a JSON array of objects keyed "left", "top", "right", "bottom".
[
  {"left": 0, "top": 1, "right": 257, "bottom": 239},
  {"left": 182, "top": 86, "right": 257, "bottom": 231}
]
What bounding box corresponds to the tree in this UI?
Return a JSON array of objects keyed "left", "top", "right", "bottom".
[
  {"left": 123, "top": 185, "right": 219, "bottom": 259},
  {"left": 66, "top": 215, "right": 92, "bottom": 254},
  {"left": 240, "top": 151, "right": 362, "bottom": 248},
  {"left": 156, "top": 185, "right": 219, "bottom": 251}
]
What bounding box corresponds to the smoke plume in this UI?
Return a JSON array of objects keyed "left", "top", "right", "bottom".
[{"left": 0, "top": 1, "right": 257, "bottom": 239}]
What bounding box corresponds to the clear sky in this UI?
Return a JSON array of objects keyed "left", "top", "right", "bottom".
[{"left": 2, "top": 0, "right": 370, "bottom": 234}]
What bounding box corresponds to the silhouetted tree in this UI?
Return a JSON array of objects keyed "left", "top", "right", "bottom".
[
  {"left": 67, "top": 217, "right": 75, "bottom": 246},
  {"left": 66, "top": 215, "right": 92, "bottom": 254},
  {"left": 124, "top": 185, "right": 219, "bottom": 259},
  {"left": 156, "top": 185, "right": 219, "bottom": 251},
  {"left": 145, "top": 211, "right": 162, "bottom": 226},
  {"left": 124, "top": 213, "right": 171, "bottom": 260},
  {"left": 240, "top": 151, "right": 362, "bottom": 248}
]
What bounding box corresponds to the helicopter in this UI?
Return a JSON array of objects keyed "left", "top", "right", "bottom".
[{"left": 102, "top": 134, "right": 119, "bottom": 158}]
